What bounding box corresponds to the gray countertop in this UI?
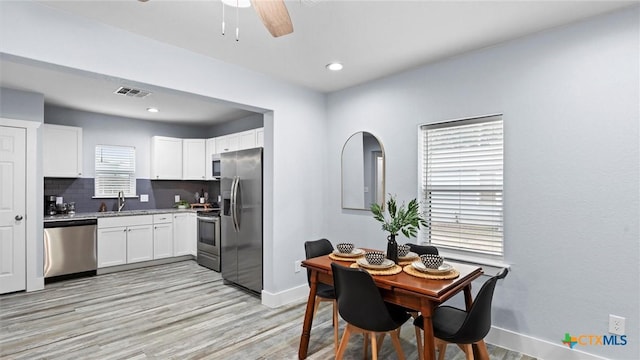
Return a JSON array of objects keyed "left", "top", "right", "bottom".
[{"left": 43, "top": 208, "right": 219, "bottom": 222}]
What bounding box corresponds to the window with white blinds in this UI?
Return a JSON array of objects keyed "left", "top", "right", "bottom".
[
  {"left": 94, "top": 145, "right": 136, "bottom": 198},
  {"left": 421, "top": 115, "right": 503, "bottom": 256}
]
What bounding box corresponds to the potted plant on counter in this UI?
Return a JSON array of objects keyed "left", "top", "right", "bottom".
[{"left": 371, "top": 195, "right": 428, "bottom": 263}]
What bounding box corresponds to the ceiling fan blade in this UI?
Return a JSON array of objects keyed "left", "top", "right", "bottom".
[{"left": 250, "top": 0, "right": 293, "bottom": 38}]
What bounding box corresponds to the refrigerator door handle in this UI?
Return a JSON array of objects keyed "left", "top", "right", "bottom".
[{"left": 231, "top": 176, "right": 240, "bottom": 232}]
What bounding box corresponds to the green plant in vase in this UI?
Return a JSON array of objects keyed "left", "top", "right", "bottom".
[{"left": 371, "top": 195, "right": 428, "bottom": 263}]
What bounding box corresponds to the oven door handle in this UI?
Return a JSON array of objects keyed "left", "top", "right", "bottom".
[{"left": 197, "top": 217, "right": 219, "bottom": 223}]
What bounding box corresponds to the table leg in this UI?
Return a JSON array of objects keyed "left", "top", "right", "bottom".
[
  {"left": 298, "top": 270, "right": 318, "bottom": 359},
  {"left": 420, "top": 300, "right": 436, "bottom": 360}
]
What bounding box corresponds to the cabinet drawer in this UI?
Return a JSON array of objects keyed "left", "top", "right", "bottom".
[
  {"left": 153, "top": 214, "right": 173, "bottom": 224},
  {"left": 98, "top": 215, "right": 153, "bottom": 228}
]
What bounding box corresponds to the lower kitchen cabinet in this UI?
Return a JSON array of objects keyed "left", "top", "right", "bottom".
[
  {"left": 97, "top": 227, "right": 127, "bottom": 268},
  {"left": 126, "top": 225, "right": 154, "bottom": 263},
  {"left": 173, "top": 212, "right": 196, "bottom": 256},
  {"left": 97, "top": 215, "right": 154, "bottom": 268},
  {"left": 153, "top": 214, "right": 174, "bottom": 259}
]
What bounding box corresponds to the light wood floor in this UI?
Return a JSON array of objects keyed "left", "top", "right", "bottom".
[{"left": 0, "top": 261, "right": 536, "bottom": 360}]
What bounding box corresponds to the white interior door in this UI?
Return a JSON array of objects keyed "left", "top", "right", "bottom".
[{"left": 0, "top": 126, "right": 27, "bottom": 294}]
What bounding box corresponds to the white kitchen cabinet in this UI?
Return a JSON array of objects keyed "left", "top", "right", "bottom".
[
  {"left": 215, "top": 134, "right": 239, "bottom": 154},
  {"left": 97, "top": 215, "right": 154, "bottom": 268},
  {"left": 173, "top": 212, "right": 197, "bottom": 256},
  {"left": 214, "top": 129, "right": 262, "bottom": 154},
  {"left": 183, "top": 139, "right": 206, "bottom": 180},
  {"left": 151, "top": 136, "right": 183, "bottom": 180},
  {"left": 237, "top": 129, "right": 257, "bottom": 150},
  {"left": 43, "top": 124, "right": 83, "bottom": 177},
  {"left": 153, "top": 214, "right": 174, "bottom": 259},
  {"left": 205, "top": 138, "right": 217, "bottom": 180},
  {"left": 255, "top": 127, "right": 264, "bottom": 147},
  {"left": 126, "top": 225, "right": 154, "bottom": 263},
  {"left": 97, "top": 227, "right": 127, "bottom": 268}
]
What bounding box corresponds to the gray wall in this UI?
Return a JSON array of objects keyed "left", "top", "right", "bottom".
[
  {"left": 327, "top": 7, "right": 638, "bottom": 360},
  {"left": 211, "top": 113, "right": 264, "bottom": 136}
]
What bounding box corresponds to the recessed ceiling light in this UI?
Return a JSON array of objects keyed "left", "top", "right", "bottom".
[
  {"left": 147, "top": 107, "right": 159, "bottom": 113},
  {"left": 326, "top": 62, "right": 343, "bottom": 71}
]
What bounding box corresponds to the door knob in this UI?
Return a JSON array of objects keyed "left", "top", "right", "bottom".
[{"left": 15, "top": 215, "right": 23, "bottom": 221}]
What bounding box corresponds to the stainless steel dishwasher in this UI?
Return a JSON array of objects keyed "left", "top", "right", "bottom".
[{"left": 44, "top": 219, "right": 97, "bottom": 278}]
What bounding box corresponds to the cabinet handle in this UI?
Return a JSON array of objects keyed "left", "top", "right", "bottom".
[{"left": 15, "top": 215, "right": 23, "bottom": 221}]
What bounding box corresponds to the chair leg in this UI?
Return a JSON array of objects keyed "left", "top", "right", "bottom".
[
  {"left": 435, "top": 339, "right": 448, "bottom": 360},
  {"left": 335, "top": 324, "right": 353, "bottom": 360},
  {"left": 363, "top": 333, "right": 369, "bottom": 360},
  {"left": 312, "top": 296, "right": 321, "bottom": 319},
  {"left": 370, "top": 332, "right": 378, "bottom": 360},
  {"left": 414, "top": 326, "right": 423, "bottom": 360},
  {"left": 332, "top": 300, "right": 339, "bottom": 355},
  {"left": 390, "top": 328, "right": 406, "bottom": 360},
  {"left": 459, "top": 343, "right": 473, "bottom": 360}
]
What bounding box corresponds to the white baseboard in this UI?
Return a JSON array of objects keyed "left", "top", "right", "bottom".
[
  {"left": 261, "top": 284, "right": 309, "bottom": 308},
  {"left": 486, "top": 326, "right": 610, "bottom": 360},
  {"left": 27, "top": 276, "right": 44, "bottom": 292}
]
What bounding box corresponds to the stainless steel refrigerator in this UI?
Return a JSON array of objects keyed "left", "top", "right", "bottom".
[{"left": 221, "top": 147, "right": 263, "bottom": 294}]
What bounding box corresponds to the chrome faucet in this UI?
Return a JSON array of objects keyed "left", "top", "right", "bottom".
[{"left": 117, "top": 191, "right": 126, "bottom": 212}]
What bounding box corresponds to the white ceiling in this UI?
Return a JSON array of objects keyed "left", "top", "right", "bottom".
[{"left": 1, "top": 0, "right": 636, "bottom": 124}]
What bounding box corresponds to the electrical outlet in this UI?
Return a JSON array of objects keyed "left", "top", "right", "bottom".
[
  {"left": 294, "top": 260, "right": 302, "bottom": 273},
  {"left": 609, "top": 314, "right": 625, "bottom": 335}
]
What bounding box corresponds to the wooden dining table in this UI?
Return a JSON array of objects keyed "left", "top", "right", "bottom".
[{"left": 298, "top": 251, "right": 486, "bottom": 360}]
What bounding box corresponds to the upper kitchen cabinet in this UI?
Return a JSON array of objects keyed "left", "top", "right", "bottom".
[
  {"left": 183, "top": 139, "right": 206, "bottom": 180},
  {"left": 215, "top": 133, "right": 239, "bottom": 154},
  {"left": 43, "top": 124, "right": 83, "bottom": 177},
  {"left": 214, "top": 128, "right": 264, "bottom": 154},
  {"left": 256, "top": 128, "right": 264, "bottom": 147},
  {"left": 151, "top": 136, "right": 182, "bottom": 180}
]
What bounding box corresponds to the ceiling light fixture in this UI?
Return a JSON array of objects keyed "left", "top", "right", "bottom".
[
  {"left": 326, "top": 62, "right": 344, "bottom": 71},
  {"left": 147, "top": 107, "right": 159, "bottom": 113},
  {"left": 221, "top": 0, "right": 251, "bottom": 41}
]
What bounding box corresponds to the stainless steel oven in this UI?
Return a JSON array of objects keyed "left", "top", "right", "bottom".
[{"left": 197, "top": 212, "right": 220, "bottom": 271}]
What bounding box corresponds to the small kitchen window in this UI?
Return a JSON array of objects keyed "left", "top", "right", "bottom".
[{"left": 94, "top": 145, "right": 136, "bottom": 198}]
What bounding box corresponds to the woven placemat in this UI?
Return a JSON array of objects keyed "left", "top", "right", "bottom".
[
  {"left": 329, "top": 253, "right": 364, "bottom": 262},
  {"left": 397, "top": 256, "right": 419, "bottom": 266},
  {"left": 350, "top": 262, "right": 403, "bottom": 276},
  {"left": 403, "top": 265, "right": 460, "bottom": 280}
]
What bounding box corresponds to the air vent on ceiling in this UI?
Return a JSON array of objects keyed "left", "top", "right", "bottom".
[{"left": 114, "top": 86, "right": 151, "bottom": 98}]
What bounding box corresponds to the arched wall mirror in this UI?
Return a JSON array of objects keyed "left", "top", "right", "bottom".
[{"left": 341, "top": 132, "right": 385, "bottom": 210}]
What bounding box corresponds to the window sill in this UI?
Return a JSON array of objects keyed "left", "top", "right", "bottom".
[{"left": 435, "top": 249, "right": 510, "bottom": 275}]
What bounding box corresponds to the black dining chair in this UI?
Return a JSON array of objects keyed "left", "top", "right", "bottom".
[
  {"left": 331, "top": 263, "right": 411, "bottom": 360},
  {"left": 413, "top": 268, "right": 509, "bottom": 360},
  {"left": 304, "top": 239, "right": 339, "bottom": 354},
  {"left": 407, "top": 243, "right": 439, "bottom": 256}
]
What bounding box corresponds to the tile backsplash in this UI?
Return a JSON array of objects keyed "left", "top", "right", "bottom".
[{"left": 45, "top": 178, "right": 220, "bottom": 213}]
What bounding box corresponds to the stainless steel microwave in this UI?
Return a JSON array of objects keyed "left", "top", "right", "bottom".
[{"left": 212, "top": 154, "right": 221, "bottom": 179}]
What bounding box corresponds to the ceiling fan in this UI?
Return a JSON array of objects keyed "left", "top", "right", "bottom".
[{"left": 138, "top": 0, "right": 293, "bottom": 38}]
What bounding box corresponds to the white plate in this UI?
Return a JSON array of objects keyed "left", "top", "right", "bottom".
[
  {"left": 411, "top": 261, "right": 453, "bottom": 274},
  {"left": 333, "top": 248, "right": 365, "bottom": 258},
  {"left": 398, "top": 251, "right": 419, "bottom": 260},
  {"left": 357, "top": 258, "right": 395, "bottom": 270}
]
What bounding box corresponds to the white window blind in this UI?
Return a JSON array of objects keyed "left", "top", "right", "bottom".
[
  {"left": 421, "top": 115, "right": 503, "bottom": 256},
  {"left": 95, "top": 145, "right": 136, "bottom": 197}
]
